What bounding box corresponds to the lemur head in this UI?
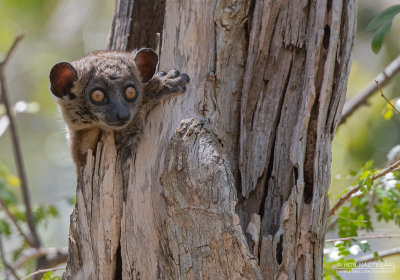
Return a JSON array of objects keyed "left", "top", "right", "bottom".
[{"left": 49, "top": 49, "right": 158, "bottom": 131}]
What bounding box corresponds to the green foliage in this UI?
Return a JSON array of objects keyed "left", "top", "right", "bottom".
[
  {"left": 66, "top": 196, "right": 76, "bottom": 206},
  {"left": 12, "top": 242, "right": 29, "bottom": 262},
  {"left": 0, "top": 163, "right": 19, "bottom": 205},
  {"left": 383, "top": 102, "right": 395, "bottom": 120},
  {"left": 375, "top": 188, "right": 400, "bottom": 224},
  {"left": 324, "top": 158, "right": 400, "bottom": 279},
  {"left": 373, "top": 251, "right": 384, "bottom": 262},
  {"left": 323, "top": 257, "right": 341, "bottom": 280},
  {"left": 0, "top": 219, "right": 11, "bottom": 236},
  {"left": 34, "top": 205, "right": 59, "bottom": 225},
  {"left": 325, "top": 158, "right": 400, "bottom": 279},
  {"left": 382, "top": 98, "right": 400, "bottom": 120},
  {"left": 41, "top": 271, "right": 62, "bottom": 280},
  {"left": 0, "top": 161, "right": 62, "bottom": 273},
  {"left": 0, "top": 0, "right": 112, "bottom": 277},
  {"left": 367, "top": 5, "right": 400, "bottom": 53}
]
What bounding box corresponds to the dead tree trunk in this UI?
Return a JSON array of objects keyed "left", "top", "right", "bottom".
[{"left": 63, "top": 0, "right": 356, "bottom": 279}]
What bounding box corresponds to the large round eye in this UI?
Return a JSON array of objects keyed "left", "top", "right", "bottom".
[
  {"left": 91, "top": 89, "right": 105, "bottom": 103},
  {"left": 125, "top": 86, "right": 137, "bottom": 101}
]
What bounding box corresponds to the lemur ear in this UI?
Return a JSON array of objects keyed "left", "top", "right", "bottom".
[
  {"left": 49, "top": 62, "right": 77, "bottom": 99},
  {"left": 134, "top": 48, "right": 158, "bottom": 82}
]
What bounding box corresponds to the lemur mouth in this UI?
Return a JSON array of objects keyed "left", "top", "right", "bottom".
[{"left": 105, "top": 121, "right": 130, "bottom": 129}]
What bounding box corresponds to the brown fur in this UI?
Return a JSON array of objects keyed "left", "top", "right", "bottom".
[{"left": 50, "top": 50, "right": 189, "bottom": 173}]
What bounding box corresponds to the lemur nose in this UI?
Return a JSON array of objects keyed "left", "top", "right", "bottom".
[{"left": 117, "top": 111, "right": 130, "bottom": 122}]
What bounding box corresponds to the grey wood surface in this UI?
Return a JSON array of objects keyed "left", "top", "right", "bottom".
[{"left": 64, "top": 0, "right": 357, "bottom": 279}]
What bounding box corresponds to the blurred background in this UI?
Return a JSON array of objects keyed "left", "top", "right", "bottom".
[
  {"left": 329, "top": 1, "right": 400, "bottom": 279},
  {"left": 0, "top": 0, "right": 114, "bottom": 261},
  {"left": 0, "top": 0, "right": 399, "bottom": 279}
]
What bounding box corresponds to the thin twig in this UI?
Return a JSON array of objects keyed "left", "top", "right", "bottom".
[
  {"left": 326, "top": 235, "right": 400, "bottom": 242},
  {"left": 340, "top": 55, "right": 400, "bottom": 125},
  {"left": 21, "top": 267, "right": 65, "bottom": 280},
  {"left": 375, "top": 80, "right": 400, "bottom": 113},
  {"left": 13, "top": 247, "right": 68, "bottom": 270},
  {"left": 354, "top": 247, "right": 400, "bottom": 263},
  {"left": 0, "top": 36, "right": 41, "bottom": 249},
  {"left": 0, "top": 234, "right": 21, "bottom": 280},
  {"left": 329, "top": 159, "right": 400, "bottom": 217},
  {"left": 0, "top": 198, "right": 34, "bottom": 247}
]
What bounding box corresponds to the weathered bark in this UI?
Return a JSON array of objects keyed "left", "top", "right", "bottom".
[
  {"left": 240, "top": 1, "right": 356, "bottom": 278},
  {"left": 64, "top": 0, "right": 356, "bottom": 279},
  {"left": 107, "top": 0, "right": 165, "bottom": 51},
  {"left": 63, "top": 133, "right": 123, "bottom": 280}
]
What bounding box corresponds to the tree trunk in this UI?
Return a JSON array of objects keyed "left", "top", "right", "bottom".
[{"left": 63, "top": 0, "right": 356, "bottom": 279}]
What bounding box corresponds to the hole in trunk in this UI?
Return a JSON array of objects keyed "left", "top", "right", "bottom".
[
  {"left": 276, "top": 234, "right": 283, "bottom": 265},
  {"left": 323, "top": 25, "right": 330, "bottom": 49},
  {"left": 115, "top": 244, "right": 122, "bottom": 280},
  {"left": 304, "top": 103, "right": 318, "bottom": 204}
]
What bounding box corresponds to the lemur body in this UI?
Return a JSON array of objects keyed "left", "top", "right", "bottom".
[{"left": 50, "top": 49, "right": 189, "bottom": 172}]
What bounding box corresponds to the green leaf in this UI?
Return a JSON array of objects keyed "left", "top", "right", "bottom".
[
  {"left": 366, "top": 5, "right": 400, "bottom": 53},
  {"left": 337, "top": 258, "right": 356, "bottom": 271},
  {"left": 10, "top": 206, "right": 27, "bottom": 222},
  {"left": 47, "top": 205, "right": 59, "bottom": 218},
  {"left": 6, "top": 174, "right": 20, "bottom": 187},
  {"left": 353, "top": 215, "right": 366, "bottom": 228},
  {"left": 371, "top": 21, "right": 392, "bottom": 54},
  {"left": 12, "top": 242, "right": 29, "bottom": 262},
  {"left": 366, "top": 5, "right": 400, "bottom": 31},
  {"left": 356, "top": 241, "right": 370, "bottom": 252},
  {"left": 362, "top": 160, "right": 374, "bottom": 170},
  {"left": 41, "top": 271, "right": 62, "bottom": 280},
  {"left": 66, "top": 196, "right": 76, "bottom": 206},
  {"left": 373, "top": 251, "right": 384, "bottom": 262},
  {"left": 0, "top": 219, "right": 11, "bottom": 236},
  {"left": 349, "top": 170, "right": 357, "bottom": 177},
  {"left": 384, "top": 106, "right": 394, "bottom": 120},
  {"left": 34, "top": 206, "right": 46, "bottom": 224},
  {"left": 0, "top": 182, "right": 17, "bottom": 204}
]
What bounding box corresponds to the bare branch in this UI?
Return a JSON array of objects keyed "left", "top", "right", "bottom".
[
  {"left": 326, "top": 235, "right": 400, "bottom": 242},
  {"left": 13, "top": 247, "right": 68, "bottom": 270},
  {"left": 0, "top": 198, "right": 34, "bottom": 247},
  {"left": 340, "top": 55, "right": 400, "bottom": 125},
  {"left": 0, "top": 35, "right": 24, "bottom": 71},
  {"left": 21, "top": 267, "right": 65, "bottom": 280},
  {"left": 329, "top": 186, "right": 362, "bottom": 218},
  {"left": 355, "top": 247, "right": 400, "bottom": 263},
  {"left": 329, "top": 159, "right": 400, "bottom": 217},
  {"left": 0, "top": 234, "right": 21, "bottom": 280},
  {"left": 0, "top": 36, "right": 41, "bottom": 248}
]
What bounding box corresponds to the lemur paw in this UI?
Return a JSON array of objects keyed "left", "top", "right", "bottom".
[
  {"left": 159, "top": 70, "right": 190, "bottom": 93},
  {"left": 148, "top": 69, "right": 190, "bottom": 97}
]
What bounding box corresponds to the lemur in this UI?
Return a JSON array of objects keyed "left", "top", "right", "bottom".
[{"left": 49, "top": 49, "right": 189, "bottom": 173}]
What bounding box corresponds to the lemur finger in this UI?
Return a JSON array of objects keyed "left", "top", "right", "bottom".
[
  {"left": 156, "top": 71, "right": 167, "bottom": 77},
  {"left": 164, "top": 73, "right": 190, "bottom": 86},
  {"left": 180, "top": 73, "right": 190, "bottom": 84},
  {"left": 163, "top": 75, "right": 189, "bottom": 90},
  {"left": 165, "top": 69, "right": 180, "bottom": 79},
  {"left": 178, "top": 85, "right": 186, "bottom": 92},
  {"left": 159, "top": 84, "right": 187, "bottom": 96}
]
